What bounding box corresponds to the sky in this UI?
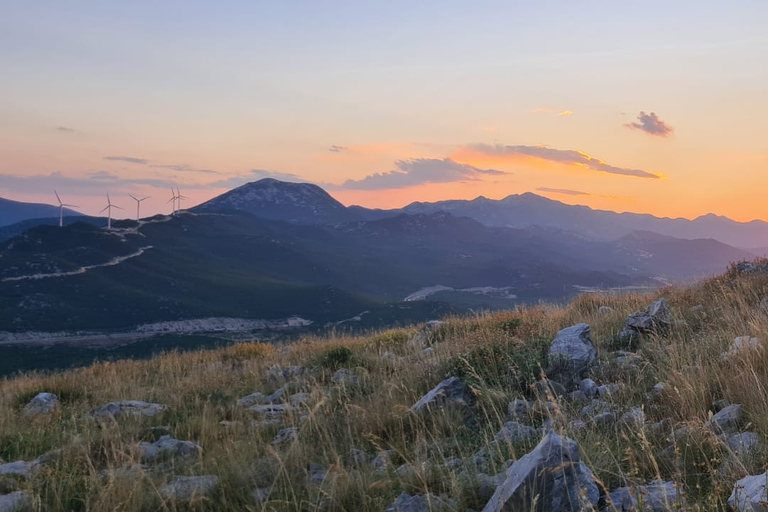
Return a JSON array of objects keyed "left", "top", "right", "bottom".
[{"left": 1, "top": 1, "right": 767, "bottom": 221}]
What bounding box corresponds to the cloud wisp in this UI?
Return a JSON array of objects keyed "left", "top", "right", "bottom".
[
  {"left": 625, "top": 111, "right": 674, "bottom": 137},
  {"left": 337, "top": 158, "right": 507, "bottom": 191},
  {"left": 460, "top": 144, "right": 662, "bottom": 179},
  {"left": 328, "top": 145, "right": 348, "bottom": 153},
  {"left": 536, "top": 187, "right": 591, "bottom": 196},
  {"left": 104, "top": 156, "right": 150, "bottom": 165},
  {"left": 56, "top": 126, "right": 75, "bottom": 133},
  {"left": 104, "top": 156, "right": 219, "bottom": 174}
]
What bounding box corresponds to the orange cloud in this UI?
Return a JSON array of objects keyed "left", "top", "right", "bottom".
[{"left": 558, "top": 110, "right": 574, "bottom": 117}]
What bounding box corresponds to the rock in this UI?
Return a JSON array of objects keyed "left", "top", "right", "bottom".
[
  {"left": 372, "top": 450, "right": 394, "bottom": 469},
  {"left": 138, "top": 436, "right": 201, "bottom": 463},
  {"left": 592, "top": 412, "right": 615, "bottom": 427},
  {"left": 568, "top": 390, "right": 589, "bottom": 403},
  {"left": 689, "top": 304, "right": 705, "bottom": 314},
  {"left": 140, "top": 425, "right": 172, "bottom": 441},
  {"left": 265, "top": 387, "right": 286, "bottom": 403},
  {"left": 508, "top": 399, "right": 530, "bottom": 421},
  {"left": 481, "top": 431, "right": 598, "bottom": 512},
  {"left": 349, "top": 449, "right": 369, "bottom": 466},
  {"left": 494, "top": 421, "right": 539, "bottom": 445},
  {"left": 23, "top": 392, "right": 60, "bottom": 416},
  {"left": 546, "top": 324, "right": 596, "bottom": 390},
  {"left": 623, "top": 299, "right": 673, "bottom": 337},
  {"left": 331, "top": 368, "right": 359, "bottom": 385},
  {"left": 0, "top": 461, "right": 37, "bottom": 480},
  {"left": 250, "top": 419, "right": 282, "bottom": 430},
  {"left": 615, "top": 351, "right": 643, "bottom": 366},
  {"left": 251, "top": 487, "right": 270, "bottom": 504},
  {"left": 385, "top": 491, "right": 454, "bottom": 512},
  {"left": 710, "top": 404, "right": 743, "bottom": 435},
  {"left": 727, "top": 432, "right": 761, "bottom": 453},
  {"left": 580, "top": 378, "right": 598, "bottom": 399},
  {"left": 597, "top": 383, "right": 623, "bottom": 399},
  {"left": 712, "top": 399, "right": 730, "bottom": 412},
  {"left": 619, "top": 407, "right": 645, "bottom": 429},
  {"left": 407, "top": 320, "right": 444, "bottom": 349},
  {"left": 598, "top": 306, "right": 614, "bottom": 315},
  {"left": 307, "top": 463, "right": 334, "bottom": 484},
  {"left": 535, "top": 379, "right": 567, "bottom": 397},
  {"left": 249, "top": 403, "right": 294, "bottom": 420},
  {"left": 722, "top": 336, "right": 762, "bottom": 361},
  {"left": 581, "top": 399, "right": 612, "bottom": 419},
  {"left": 272, "top": 427, "right": 298, "bottom": 445},
  {"left": 443, "top": 457, "right": 462, "bottom": 469},
  {"left": 159, "top": 475, "right": 219, "bottom": 503},
  {"left": 411, "top": 377, "right": 474, "bottom": 413},
  {"left": 729, "top": 470, "right": 768, "bottom": 511},
  {"left": 735, "top": 261, "right": 768, "bottom": 274},
  {"left": 289, "top": 392, "right": 310, "bottom": 406},
  {"left": 267, "top": 365, "right": 306, "bottom": 381},
  {"left": 0, "top": 491, "right": 33, "bottom": 512},
  {"left": 608, "top": 480, "right": 684, "bottom": 511},
  {"left": 477, "top": 473, "right": 506, "bottom": 502},
  {"left": 237, "top": 392, "right": 266, "bottom": 407},
  {"left": 381, "top": 352, "right": 397, "bottom": 361},
  {"left": 421, "top": 347, "right": 436, "bottom": 357},
  {"left": 651, "top": 382, "right": 668, "bottom": 397},
  {"left": 89, "top": 401, "right": 166, "bottom": 421}
]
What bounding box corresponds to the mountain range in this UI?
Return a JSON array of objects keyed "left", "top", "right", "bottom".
[
  {"left": 0, "top": 197, "right": 81, "bottom": 227},
  {"left": 0, "top": 178, "right": 761, "bottom": 335}
]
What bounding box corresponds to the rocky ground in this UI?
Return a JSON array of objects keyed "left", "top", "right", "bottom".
[{"left": 2, "top": 261, "right": 768, "bottom": 510}]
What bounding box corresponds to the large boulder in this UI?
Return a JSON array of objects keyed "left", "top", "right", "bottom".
[
  {"left": 89, "top": 401, "right": 166, "bottom": 421},
  {"left": 481, "top": 431, "right": 599, "bottom": 512},
  {"left": 159, "top": 475, "right": 219, "bottom": 503},
  {"left": 607, "top": 480, "right": 684, "bottom": 511},
  {"left": 138, "top": 436, "right": 201, "bottom": 463},
  {"left": 411, "top": 377, "right": 474, "bottom": 413},
  {"left": 709, "top": 404, "right": 743, "bottom": 435},
  {"left": 23, "top": 392, "right": 60, "bottom": 416},
  {"left": 546, "top": 324, "right": 596, "bottom": 390},
  {"left": 729, "top": 470, "right": 768, "bottom": 511},
  {"left": 0, "top": 491, "right": 33, "bottom": 512}
]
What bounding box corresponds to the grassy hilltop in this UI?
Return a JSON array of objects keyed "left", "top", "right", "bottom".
[{"left": 3, "top": 263, "right": 768, "bottom": 510}]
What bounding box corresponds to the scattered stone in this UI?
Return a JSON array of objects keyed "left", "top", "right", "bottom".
[
  {"left": 138, "top": 435, "right": 201, "bottom": 463},
  {"left": 251, "top": 487, "right": 270, "bottom": 504},
  {"left": 267, "top": 365, "right": 306, "bottom": 381},
  {"left": 331, "top": 368, "right": 359, "bottom": 385},
  {"left": 443, "top": 457, "right": 462, "bottom": 470},
  {"left": 159, "top": 475, "right": 219, "bottom": 503},
  {"left": 580, "top": 399, "right": 612, "bottom": 419},
  {"left": 307, "top": 463, "right": 335, "bottom": 484},
  {"left": 385, "top": 491, "right": 454, "bottom": 512},
  {"left": 615, "top": 351, "right": 644, "bottom": 366},
  {"left": 535, "top": 379, "right": 567, "bottom": 398},
  {"left": 508, "top": 399, "right": 530, "bottom": 421},
  {"left": 372, "top": 450, "right": 394, "bottom": 469},
  {"left": 0, "top": 491, "right": 33, "bottom": 512},
  {"left": 407, "top": 320, "right": 444, "bottom": 349},
  {"left": 250, "top": 419, "right": 282, "bottom": 430},
  {"left": 265, "top": 387, "right": 286, "bottom": 403},
  {"left": 727, "top": 432, "right": 761, "bottom": 453},
  {"left": 546, "top": 323, "right": 596, "bottom": 390},
  {"left": 689, "top": 304, "right": 705, "bottom": 314},
  {"left": 272, "top": 427, "right": 298, "bottom": 445},
  {"left": 580, "top": 379, "right": 598, "bottom": 399},
  {"left": 651, "top": 382, "right": 668, "bottom": 397},
  {"left": 237, "top": 392, "right": 266, "bottom": 407},
  {"left": 568, "top": 390, "right": 589, "bottom": 403},
  {"left": 608, "top": 480, "right": 684, "bottom": 511},
  {"left": 23, "top": 392, "right": 60, "bottom": 416},
  {"left": 625, "top": 299, "right": 674, "bottom": 335},
  {"left": 481, "top": 431, "right": 599, "bottom": 512},
  {"left": 728, "top": 470, "right": 768, "bottom": 511},
  {"left": 494, "top": 421, "right": 539, "bottom": 445},
  {"left": 569, "top": 420, "right": 588, "bottom": 431},
  {"left": 99, "top": 463, "right": 148, "bottom": 481},
  {"left": 477, "top": 472, "right": 506, "bottom": 502},
  {"left": 289, "top": 392, "right": 310, "bottom": 406},
  {"left": 349, "top": 449, "right": 369, "bottom": 466},
  {"left": 734, "top": 261, "right": 768, "bottom": 274},
  {"left": 592, "top": 412, "right": 615, "bottom": 427},
  {"left": 219, "top": 420, "right": 241, "bottom": 429},
  {"left": 598, "top": 306, "right": 614, "bottom": 315},
  {"left": 411, "top": 377, "right": 474, "bottom": 413},
  {"left": 421, "top": 347, "right": 435, "bottom": 357},
  {"left": 0, "top": 461, "right": 36, "bottom": 480},
  {"left": 710, "top": 404, "right": 743, "bottom": 435},
  {"left": 89, "top": 401, "right": 166, "bottom": 421},
  {"left": 597, "top": 383, "right": 623, "bottom": 399},
  {"left": 722, "top": 336, "right": 762, "bottom": 361},
  {"left": 619, "top": 407, "right": 645, "bottom": 429},
  {"left": 248, "top": 403, "right": 294, "bottom": 420}
]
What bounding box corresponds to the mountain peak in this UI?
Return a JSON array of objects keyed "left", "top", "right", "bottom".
[{"left": 194, "top": 178, "right": 352, "bottom": 224}]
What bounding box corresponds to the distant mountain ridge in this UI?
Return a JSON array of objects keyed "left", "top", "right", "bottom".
[{"left": 0, "top": 197, "right": 81, "bottom": 227}]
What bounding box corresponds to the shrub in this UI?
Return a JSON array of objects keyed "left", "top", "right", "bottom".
[{"left": 319, "top": 346, "right": 354, "bottom": 370}]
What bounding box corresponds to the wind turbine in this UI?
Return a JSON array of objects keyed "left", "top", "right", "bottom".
[
  {"left": 167, "top": 188, "right": 177, "bottom": 215},
  {"left": 53, "top": 190, "right": 78, "bottom": 228},
  {"left": 100, "top": 193, "right": 123, "bottom": 229},
  {"left": 128, "top": 194, "right": 149, "bottom": 221},
  {"left": 175, "top": 188, "right": 188, "bottom": 213}
]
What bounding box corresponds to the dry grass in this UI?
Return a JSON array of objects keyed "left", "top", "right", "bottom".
[{"left": 3, "top": 266, "right": 768, "bottom": 510}]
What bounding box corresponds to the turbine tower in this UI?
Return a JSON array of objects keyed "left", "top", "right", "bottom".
[
  {"left": 128, "top": 194, "right": 149, "bottom": 221},
  {"left": 167, "top": 188, "right": 177, "bottom": 215},
  {"left": 175, "top": 188, "right": 188, "bottom": 213},
  {"left": 53, "top": 190, "right": 78, "bottom": 228},
  {"left": 100, "top": 193, "right": 123, "bottom": 229}
]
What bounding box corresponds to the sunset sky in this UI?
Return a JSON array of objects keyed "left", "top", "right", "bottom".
[{"left": 2, "top": 1, "right": 767, "bottom": 221}]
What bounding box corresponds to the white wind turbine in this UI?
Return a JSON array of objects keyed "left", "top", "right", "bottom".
[
  {"left": 167, "top": 188, "right": 177, "bottom": 215},
  {"left": 100, "top": 193, "right": 123, "bottom": 229},
  {"left": 128, "top": 194, "right": 149, "bottom": 221},
  {"left": 53, "top": 190, "right": 78, "bottom": 228},
  {"left": 175, "top": 188, "right": 188, "bottom": 213}
]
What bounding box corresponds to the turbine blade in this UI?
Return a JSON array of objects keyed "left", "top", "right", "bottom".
[
  {"left": 128, "top": 194, "right": 138, "bottom": 201},
  {"left": 112, "top": 205, "right": 124, "bottom": 210},
  {"left": 54, "top": 190, "right": 62, "bottom": 204},
  {"left": 100, "top": 205, "right": 110, "bottom": 214},
  {"left": 167, "top": 197, "right": 175, "bottom": 204}
]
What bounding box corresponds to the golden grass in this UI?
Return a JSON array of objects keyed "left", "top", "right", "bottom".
[{"left": 3, "top": 267, "right": 768, "bottom": 510}]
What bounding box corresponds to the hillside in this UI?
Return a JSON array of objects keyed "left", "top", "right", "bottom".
[
  {"left": 0, "top": 197, "right": 80, "bottom": 227},
  {"left": 2, "top": 263, "right": 768, "bottom": 510}
]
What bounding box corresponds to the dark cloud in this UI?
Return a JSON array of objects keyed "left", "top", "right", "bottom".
[
  {"left": 104, "top": 156, "right": 150, "bottom": 165},
  {"left": 56, "top": 126, "right": 75, "bottom": 133},
  {"left": 338, "top": 158, "right": 507, "bottom": 191},
  {"left": 468, "top": 144, "right": 662, "bottom": 179},
  {"left": 625, "top": 111, "right": 674, "bottom": 137},
  {"left": 328, "top": 145, "right": 348, "bottom": 153},
  {"left": 536, "top": 187, "right": 591, "bottom": 196},
  {"left": 0, "top": 171, "right": 183, "bottom": 196}
]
